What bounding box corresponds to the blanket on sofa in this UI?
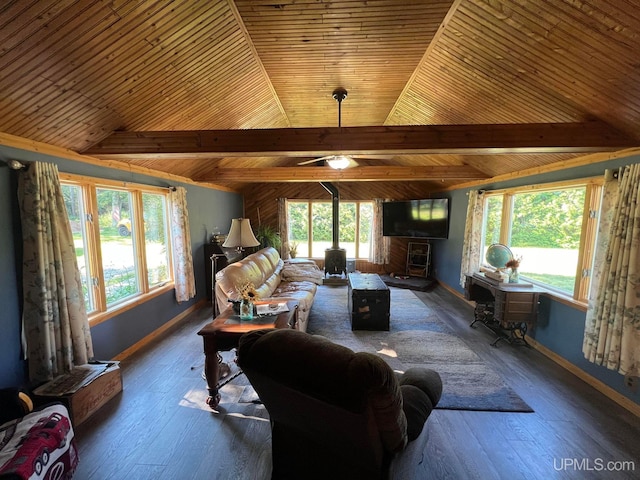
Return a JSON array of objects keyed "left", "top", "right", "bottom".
[
  {"left": 281, "top": 262, "right": 324, "bottom": 285},
  {"left": 0, "top": 404, "right": 78, "bottom": 479}
]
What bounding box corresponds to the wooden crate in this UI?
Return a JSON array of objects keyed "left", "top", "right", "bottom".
[{"left": 35, "top": 362, "right": 122, "bottom": 426}]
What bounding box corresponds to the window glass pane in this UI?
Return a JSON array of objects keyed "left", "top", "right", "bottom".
[
  {"left": 311, "top": 202, "right": 332, "bottom": 257},
  {"left": 339, "top": 202, "right": 356, "bottom": 257},
  {"left": 97, "top": 188, "right": 139, "bottom": 305},
  {"left": 288, "top": 202, "right": 309, "bottom": 258},
  {"left": 510, "top": 188, "right": 585, "bottom": 294},
  {"left": 359, "top": 203, "right": 373, "bottom": 259},
  {"left": 288, "top": 201, "right": 374, "bottom": 260},
  {"left": 61, "top": 184, "right": 95, "bottom": 312},
  {"left": 481, "top": 195, "right": 503, "bottom": 265},
  {"left": 142, "top": 193, "right": 169, "bottom": 287}
]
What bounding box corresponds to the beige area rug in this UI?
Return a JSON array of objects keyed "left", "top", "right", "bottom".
[{"left": 298, "top": 285, "right": 533, "bottom": 412}]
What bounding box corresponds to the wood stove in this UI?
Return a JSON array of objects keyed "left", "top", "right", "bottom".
[{"left": 321, "top": 182, "right": 347, "bottom": 277}]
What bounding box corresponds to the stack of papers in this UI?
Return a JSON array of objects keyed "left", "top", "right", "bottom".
[
  {"left": 33, "top": 364, "right": 109, "bottom": 396},
  {"left": 256, "top": 302, "right": 289, "bottom": 316},
  {"left": 485, "top": 270, "right": 509, "bottom": 282}
]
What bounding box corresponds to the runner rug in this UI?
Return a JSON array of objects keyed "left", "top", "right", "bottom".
[{"left": 303, "top": 285, "right": 533, "bottom": 412}]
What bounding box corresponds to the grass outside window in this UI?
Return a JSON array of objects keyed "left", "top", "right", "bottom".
[
  {"left": 61, "top": 174, "right": 173, "bottom": 321},
  {"left": 480, "top": 179, "right": 602, "bottom": 304}
]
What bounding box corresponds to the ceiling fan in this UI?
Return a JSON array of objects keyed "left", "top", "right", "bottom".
[{"left": 297, "top": 88, "right": 359, "bottom": 170}]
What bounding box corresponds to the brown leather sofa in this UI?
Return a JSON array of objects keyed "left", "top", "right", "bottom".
[
  {"left": 215, "top": 247, "right": 320, "bottom": 331},
  {"left": 237, "top": 329, "right": 443, "bottom": 480}
]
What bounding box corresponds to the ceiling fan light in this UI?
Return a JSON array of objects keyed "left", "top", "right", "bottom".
[{"left": 327, "top": 155, "right": 351, "bottom": 170}]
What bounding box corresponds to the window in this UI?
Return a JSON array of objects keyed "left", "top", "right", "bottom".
[
  {"left": 61, "top": 175, "right": 172, "bottom": 321},
  {"left": 287, "top": 200, "right": 373, "bottom": 259},
  {"left": 480, "top": 180, "right": 602, "bottom": 302}
]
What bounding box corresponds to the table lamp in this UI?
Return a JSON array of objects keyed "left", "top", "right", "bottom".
[{"left": 222, "top": 218, "right": 260, "bottom": 256}]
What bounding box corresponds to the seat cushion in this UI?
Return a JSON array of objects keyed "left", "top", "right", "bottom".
[
  {"left": 271, "top": 281, "right": 317, "bottom": 331},
  {"left": 216, "top": 247, "right": 283, "bottom": 302}
]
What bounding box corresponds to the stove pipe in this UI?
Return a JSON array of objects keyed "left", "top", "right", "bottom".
[
  {"left": 320, "top": 181, "right": 340, "bottom": 248},
  {"left": 320, "top": 181, "right": 347, "bottom": 277}
]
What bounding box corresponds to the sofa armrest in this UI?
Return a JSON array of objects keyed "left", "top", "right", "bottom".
[{"left": 396, "top": 368, "right": 443, "bottom": 441}]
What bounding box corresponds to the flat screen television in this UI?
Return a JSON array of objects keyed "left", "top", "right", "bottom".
[{"left": 382, "top": 198, "right": 449, "bottom": 239}]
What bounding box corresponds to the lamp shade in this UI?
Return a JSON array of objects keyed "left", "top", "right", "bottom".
[{"left": 222, "top": 218, "right": 260, "bottom": 248}]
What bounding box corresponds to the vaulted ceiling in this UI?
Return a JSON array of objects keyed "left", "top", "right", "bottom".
[{"left": 1, "top": 0, "right": 640, "bottom": 192}]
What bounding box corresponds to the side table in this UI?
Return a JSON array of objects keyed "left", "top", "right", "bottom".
[{"left": 197, "top": 299, "right": 298, "bottom": 409}]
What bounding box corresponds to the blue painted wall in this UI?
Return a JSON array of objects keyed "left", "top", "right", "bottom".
[
  {"left": 435, "top": 154, "right": 640, "bottom": 407},
  {"left": 0, "top": 145, "right": 242, "bottom": 388},
  {"left": 0, "top": 166, "right": 25, "bottom": 387}
]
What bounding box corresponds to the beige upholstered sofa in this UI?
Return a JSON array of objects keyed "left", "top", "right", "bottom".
[{"left": 215, "top": 247, "right": 321, "bottom": 331}]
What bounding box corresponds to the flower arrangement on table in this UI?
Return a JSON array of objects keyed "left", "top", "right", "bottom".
[
  {"left": 237, "top": 282, "right": 259, "bottom": 319},
  {"left": 238, "top": 282, "right": 259, "bottom": 302},
  {"left": 505, "top": 257, "right": 521, "bottom": 270},
  {"left": 505, "top": 256, "right": 522, "bottom": 283}
]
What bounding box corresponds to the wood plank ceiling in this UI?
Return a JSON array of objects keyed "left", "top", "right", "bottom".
[{"left": 1, "top": 0, "right": 640, "bottom": 193}]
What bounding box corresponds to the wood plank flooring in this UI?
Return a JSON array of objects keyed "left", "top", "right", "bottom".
[{"left": 74, "top": 285, "right": 640, "bottom": 479}]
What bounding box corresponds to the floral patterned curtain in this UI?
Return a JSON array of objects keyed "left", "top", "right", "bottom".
[
  {"left": 369, "top": 198, "right": 390, "bottom": 265},
  {"left": 18, "top": 161, "right": 94, "bottom": 384},
  {"left": 170, "top": 187, "right": 196, "bottom": 303},
  {"left": 278, "top": 197, "right": 290, "bottom": 259},
  {"left": 583, "top": 165, "right": 640, "bottom": 376},
  {"left": 459, "top": 190, "right": 485, "bottom": 287}
]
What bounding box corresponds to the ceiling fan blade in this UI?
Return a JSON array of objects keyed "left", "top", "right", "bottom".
[
  {"left": 297, "top": 155, "right": 342, "bottom": 166},
  {"left": 351, "top": 154, "right": 395, "bottom": 161},
  {"left": 297, "top": 157, "right": 326, "bottom": 166}
]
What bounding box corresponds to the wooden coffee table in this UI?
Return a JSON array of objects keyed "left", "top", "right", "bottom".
[{"left": 197, "top": 299, "right": 298, "bottom": 409}]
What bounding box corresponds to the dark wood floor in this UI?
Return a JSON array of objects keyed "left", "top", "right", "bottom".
[{"left": 74, "top": 285, "right": 640, "bottom": 479}]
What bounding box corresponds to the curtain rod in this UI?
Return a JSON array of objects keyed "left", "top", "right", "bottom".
[
  {"left": 3, "top": 160, "right": 181, "bottom": 193},
  {"left": 2, "top": 159, "right": 27, "bottom": 170}
]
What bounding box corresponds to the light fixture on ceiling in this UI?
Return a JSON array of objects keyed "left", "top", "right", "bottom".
[
  {"left": 328, "top": 88, "right": 351, "bottom": 169},
  {"left": 326, "top": 155, "right": 351, "bottom": 170},
  {"left": 297, "top": 87, "right": 358, "bottom": 170}
]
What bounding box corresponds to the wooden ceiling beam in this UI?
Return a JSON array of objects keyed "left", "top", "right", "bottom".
[
  {"left": 83, "top": 123, "right": 637, "bottom": 158},
  {"left": 196, "top": 166, "right": 489, "bottom": 183}
]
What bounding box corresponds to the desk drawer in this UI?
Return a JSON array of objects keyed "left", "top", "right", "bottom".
[{"left": 495, "top": 292, "right": 538, "bottom": 326}]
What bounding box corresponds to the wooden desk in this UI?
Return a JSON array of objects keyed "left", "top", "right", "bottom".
[
  {"left": 464, "top": 273, "right": 544, "bottom": 346},
  {"left": 198, "top": 300, "right": 298, "bottom": 409}
]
